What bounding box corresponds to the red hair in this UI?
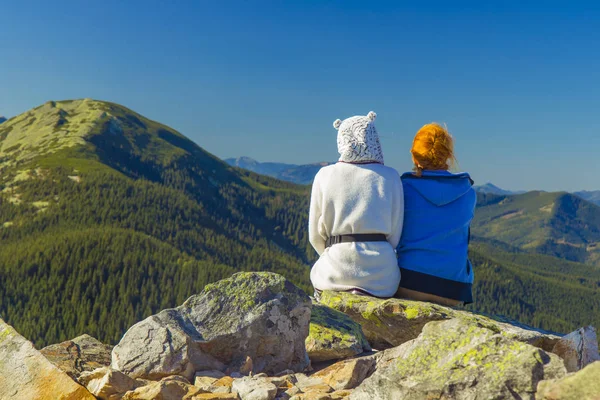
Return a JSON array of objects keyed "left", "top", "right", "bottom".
[{"left": 411, "top": 123, "right": 456, "bottom": 177}]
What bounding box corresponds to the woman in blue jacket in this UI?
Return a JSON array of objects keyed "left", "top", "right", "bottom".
[{"left": 396, "top": 123, "right": 476, "bottom": 306}]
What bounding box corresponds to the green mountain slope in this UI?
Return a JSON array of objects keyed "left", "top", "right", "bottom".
[
  {"left": 472, "top": 191, "right": 600, "bottom": 266},
  {"left": 468, "top": 241, "right": 600, "bottom": 333},
  {"left": 0, "top": 99, "right": 314, "bottom": 347}
]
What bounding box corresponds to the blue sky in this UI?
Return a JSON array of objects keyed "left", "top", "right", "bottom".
[{"left": 1, "top": 1, "right": 599, "bottom": 191}]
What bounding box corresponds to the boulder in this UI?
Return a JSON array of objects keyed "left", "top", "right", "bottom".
[
  {"left": 317, "top": 290, "right": 450, "bottom": 349},
  {"left": 0, "top": 318, "right": 95, "bottom": 400},
  {"left": 305, "top": 302, "right": 371, "bottom": 363},
  {"left": 112, "top": 272, "right": 312, "bottom": 380},
  {"left": 78, "top": 367, "right": 140, "bottom": 400},
  {"left": 537, "top": 361, "right": 600, "bottom": 400},
  {"left": 40, "top": 333, "right": 113, "bottom": 381},
  {"left": 551, "top": 326, "right": 600, "bottom": 372},
  {"left": 312, "top": 356, "right": 375, "bottom": 391},
  {"left": 318, "top": 290, "right": 560, "bottom": 351},
  {"left": 231, "top": 376, "right": 278, "bottom": 400},
  {"left": 121, "top": 375, "right": 201, "bottom": 399},
  {"left": 349, "top": 318, "right": 566, "bottom": 400}
]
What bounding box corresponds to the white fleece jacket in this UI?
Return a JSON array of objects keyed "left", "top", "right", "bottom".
[{"left": 309, "top": 162, "right": 403, "bottom": 297}]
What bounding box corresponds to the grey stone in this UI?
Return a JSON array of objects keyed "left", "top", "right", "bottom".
[
  {"left": 232, "top": 376, "right": 278, "bottom": 400},
  {"left": 306, "top": 302, "right": 370, "bottom": 363},
  {"left": 537, "top": 361, "right": 600, "bottom": 400},
  {"left": 350, "top": 318, "right": 567, "bottom": 400},
  {"left": 552, "top": 325, "right": 600, "bottom": 372},
  {"left": 112, "top": 272, "right": 312, "bottom": 380},
  {"left": 318, "top": 290, "right": 560, "bottom": 351}
]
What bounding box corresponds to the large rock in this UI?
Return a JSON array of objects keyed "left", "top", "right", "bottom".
[
  {"left": 537, "top": 361, "right": 600, "bottom": 399},
  {"left": 318, "top": 290, "right": 560, "bottom": 351},
  {"left": 0, "top": 318, "right": 95, "bottom": 400},
  {"left": 41, "top": 333, "right": 113, "bottom": 381},
  {"left": 349, "top": 318, "right": 566, "bottom": 400},
  {"left": 112, "top": 272, "right": 312, "bottom": 380},
  {"left": 305, "top": 303, "right": 371, "bottom": 363},
  {"left": 317, "top": 290, "right": 451, "bottom": 349},
  {"left": 551, "top": 326, "right": 600, "bottom": 372}
]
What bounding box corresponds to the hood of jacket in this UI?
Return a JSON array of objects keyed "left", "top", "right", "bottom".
[{"left": 401, "top": 170, "right": 474, "bottom": 207}]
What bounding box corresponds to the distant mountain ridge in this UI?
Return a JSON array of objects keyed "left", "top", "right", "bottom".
[
  {"left": 474, "top": 183, "right": 526, "bottom": 195},
  {"left": 225, "top": 156, "right": 333, "bottom": 185},
  {"left": 0, "top": 116, "right": 6, "bottom": 124},
  {"left": 475, "top": 183, "right": 600, "bottom": 206},
  {"left": 574, "top": 190, "right": 600, "bottom": 206}
]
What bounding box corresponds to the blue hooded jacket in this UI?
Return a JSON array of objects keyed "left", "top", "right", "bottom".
[{"left": 397, "top": 170, "right": 476, "bottom": 303}]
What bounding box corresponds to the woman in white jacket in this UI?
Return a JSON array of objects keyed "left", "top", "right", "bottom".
[{"left": 309, "top": 111, "right": 403, "bottom": 298}]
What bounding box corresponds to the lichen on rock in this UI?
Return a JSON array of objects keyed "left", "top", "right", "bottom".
[
  {"left": 111, "top": 272, "right": 312, "bottom": 380},
  {"left": 537, "top": 361, "right": 600, "bottom": 400},
  {"left": 305, "top": 302, "right": 371, "bottom": 363},
  {"left": 350, "top": 318, "right": 567, "bottom": 400},
  {"left": 318, "top": 290, "right": 560, "bottom": 352}
]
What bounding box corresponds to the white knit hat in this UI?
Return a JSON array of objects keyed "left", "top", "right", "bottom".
[{"left": 333, "top": 111, "right": 384, "bottom": 164}]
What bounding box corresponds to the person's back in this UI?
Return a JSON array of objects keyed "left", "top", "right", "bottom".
[
  {"left": 396, "top": 123, "right": 476, "bottom": 305},
  {"left": 309, "top": 112, "right": 403, "bottom": 298}
]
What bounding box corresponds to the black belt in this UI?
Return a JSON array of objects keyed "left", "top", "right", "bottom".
[{"left": 325, "top": 234, "right": 387, "bottom": 248}]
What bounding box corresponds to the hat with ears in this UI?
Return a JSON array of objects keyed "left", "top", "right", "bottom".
[{"left": 332, "top": 111, "right": 384, "bottom": 164}]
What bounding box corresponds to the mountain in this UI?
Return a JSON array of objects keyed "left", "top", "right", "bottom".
[
  {"left": 0, "top": 116, "right": 6, "bottom": 124},
  {"left": 574, "top": 190, "right": 600, "bottom": 206},
  {"left": 475, "top": 184, "right": 600, "bottom": 207},
  {"left": 0, "top": 99, "right": 314, "bottom": 347},
  {"left": 225, "top": 156, "right": 290, "bottom": 176},
  {"left": 225, "top": 156, "right": 333, "bottom": 185},
  {"left": 474, "top": 182, "right": 526, "bottom": 195},
  {"left": 472, "top": 191, "right": 600, "bottom": 266}
]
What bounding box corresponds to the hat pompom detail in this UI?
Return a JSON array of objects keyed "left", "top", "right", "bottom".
[
  {"left": 333, "top": 119, "right": 342, "bottom": 129},
  {"left": 367, "top": 111, "right": 377, "bottom": 121}
]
